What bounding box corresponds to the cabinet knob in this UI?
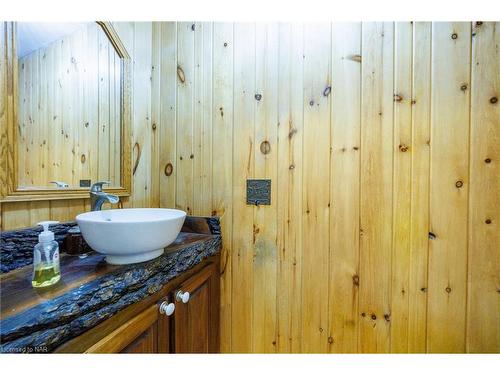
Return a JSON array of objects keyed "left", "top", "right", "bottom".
[
  {"left": 159, "top": 301, "right": 175, "bottom": 316},
  {"left": 176, "top": 290, "right": 190, "bottom": 303}
]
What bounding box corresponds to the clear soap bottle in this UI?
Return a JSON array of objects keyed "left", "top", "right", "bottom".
[{"left": 32, "top": 221, "right": 61, "bottom": 288}]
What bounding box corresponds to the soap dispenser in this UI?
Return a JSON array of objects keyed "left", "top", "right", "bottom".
[{"left": 32, "top": 221, "right": 61, "bottom": 288}]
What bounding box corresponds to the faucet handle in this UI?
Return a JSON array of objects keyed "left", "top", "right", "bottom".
[{"left": 90, "top": 181, "right": 111, "bottom": 193}]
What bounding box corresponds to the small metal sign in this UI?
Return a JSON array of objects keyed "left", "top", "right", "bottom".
[{"left": 246, "top": 179, "right": 271, "bottom": 206}]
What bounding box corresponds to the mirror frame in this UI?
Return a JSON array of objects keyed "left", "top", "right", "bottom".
[{"left": 0, "top": 21, "right": 131, "bottom": 202}]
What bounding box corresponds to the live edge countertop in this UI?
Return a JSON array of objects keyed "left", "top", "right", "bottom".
[{"left": 0, "top": 216, "right": 221, "bottom": 353}]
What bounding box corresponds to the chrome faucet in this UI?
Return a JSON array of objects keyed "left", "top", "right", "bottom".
[{"left": 90, "top": 181, "right": 120, "bottom": 211}]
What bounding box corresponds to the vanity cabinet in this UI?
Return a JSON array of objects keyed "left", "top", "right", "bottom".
[
  {"left": 171, "top": 261, "right": 220, "bottom": 353},
  {"left": 56, "top": 256, "right": 220, "bottom": 354},
  {"left": 86, "top": 304, "right": 168, "bottom": 353}
]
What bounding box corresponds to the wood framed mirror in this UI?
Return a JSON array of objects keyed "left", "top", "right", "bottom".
[{"left": 0, "top": 21, "right": 131, "bottom": 202}]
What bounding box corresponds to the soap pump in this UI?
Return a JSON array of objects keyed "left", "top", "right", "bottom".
[{"left": 32, "top": 221, "right": 61, "bottom": 288}]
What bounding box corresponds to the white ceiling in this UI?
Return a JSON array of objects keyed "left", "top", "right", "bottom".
[{"left": 17, "top": 22, "right": 90, "bottom": 58}]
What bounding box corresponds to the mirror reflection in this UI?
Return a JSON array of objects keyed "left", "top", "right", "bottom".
[{"left": 17, "top": 22, "right": 121, "bottom": 189}]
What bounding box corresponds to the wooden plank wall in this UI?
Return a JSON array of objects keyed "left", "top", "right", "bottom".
[
  {"left": 1, "top": 21, "right": 498, "bottom": 353},
  {"left": 150, "top": 21, "right": 499, "bottom": 353},
  {"left": 1, "top": 22, "right": 152, "bottom": 228},
  {"left": 17, "top": 23, "right": 121, "bottom": 189}
]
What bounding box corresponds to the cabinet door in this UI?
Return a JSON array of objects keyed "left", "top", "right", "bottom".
[
  {"left": 172, "top": 262, "right": 219, "bottom": 353},
  {"left": 85, "top": 303, "right": 169, "bottom": 353},
  {"left": 121, "top": 322, "right": 158, "bottom": 353}
]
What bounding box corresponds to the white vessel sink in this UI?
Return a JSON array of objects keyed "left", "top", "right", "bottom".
[{"left": 76, "top": 208, "right": 186, "bottom": 265}]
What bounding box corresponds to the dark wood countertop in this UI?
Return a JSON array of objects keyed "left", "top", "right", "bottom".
[{"left": 0, "top": 232, "right": 212, "bottom": 320}]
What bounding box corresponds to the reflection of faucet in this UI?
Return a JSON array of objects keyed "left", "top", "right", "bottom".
[
  {"left": 90, "top": 181, "right": 119, "bottom": 211},
  {"left": 50, "top": 181, "right": 69, "bottom": 188}
]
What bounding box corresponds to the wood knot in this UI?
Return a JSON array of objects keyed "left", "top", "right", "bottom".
[
  {"left": 177, "top": 66, "right": 186, "bottom": 83},
  {"left": 394, "top": 94, "right": 403, "bottom": 102},
  {"left": 399, "top": 144, "right": 409, "bottom": 152},
  {"left": 361, "top": 312, "right": 366, "bottom": 317},
  {"left": 476, "top": 21, "right": 483, "bottom": 26},
  {"left": 133, "top": 142, "right": 142, "bottom": 175},
  {"left": 455, "top": 180, "right": 463, "bottom": 188},
  {"left": 323, "top": 86, "right": 331, "bottom": 97},
  {"left": 289, "top": 164, "right": 295, "bottom": 170},
  {"left": 319, "top": 327, "right": 323, "bottom": 333},
  {"left": 223, "top": 42, "right": 228, "bottom": 47},
  {"left": 371, "top": 314, "right": 377, "bottom": 320},
  {"left": 485, "top": 219, "right": 492, "bottom": 224},
  {"left": 272, "top": 340, "right": 276, "bottom": 346},
  {"left": 211, "top": 210, "right": 217, "bottom": 216},
  {"left": 260, "top": 140, "right": 271, "bottom": 155},
  {"left": 80, "top": 154, "right": 86, "bottom": 164},
  {"left": 460, "top": 84, "right": 468, "bottom": 91},
  {"left": 420, "top": 287, "right": 427, "bottom": 293},
  {"left": 352, "top": 274, "right": 360, "bottom": 286},
  {"left": 485, "top": 158, "right": 491, "bottom": 163},
  {"left": 347, "top": 54, "right": 362, "bottom": 63},
  {"left": 309, "top": 100, "right": 314, "bottom": 106},
  {"left": 191, "top": 23, "right": 195, "bottom": 31},
  {"left": 384, "top": 314, "right": 391, "bottom": 322},
  {"left": 164, "top": 163, "right": 173, "bottom": 176},
  {"left": 84, "top": 122, "right": 89, "bottom": 127},
  {"left": 219, "top": 107, "right": 224, "bottom": 117},
  {"left": 152, "top": 123, "right": 157, "bottom": 131},
  {"left": 328, "top": 336, "right": 334, "bottom": 344},
  {"left": 490, "top": 97, "right": 498, "bottom": 104},
  {"left": 445, "top": 287, "right": 452, "bottom": 293},
  {"left": 451, "top": 33, "right": 458, "bottom": 40},
  {"left": 255, "top": 93, "right": 262, "bottom": 101},
  {"left": 179, "top": 156, "right": 183, "bottom": 160},
  {"left": 288, "top": 128, "right": 297, "bottom": 139},
  {"left": 353, "top": 146, "right": 359, "bottom": 151},
  {"left": 190, "top": 154, "right": 194, "bottom": 159},
  {"left": 428, "top": 232, "right": 436, "bottom": 240}
]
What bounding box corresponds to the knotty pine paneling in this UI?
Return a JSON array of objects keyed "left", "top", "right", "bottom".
[
  {"left": 252, "top": 23, "right": 279, "bottom": 353},
  {"left": 152, "top": 21, "right": 498, "bottom": 353},
  {"left": 1, "top": 22, "right": 498, "bottom": 354},
  {"left": 276, "top": 23, "right": 304, "bottom": 353},
  {"left": 231, "top": 23, "right": 256, "bottom": 352},
  {"left": 301, "top": 23, "right": 331, "bottom": 353},
  {"left": 408, "top": 21, "right": 432, "bottom": 353},
  {"left": 467, "top": 21, "right": 499, "bottom": 353},
  {"left": 391, "top": 21, "right": 413, "bottom": 353},
  {"left": 211, "top": 22, "right": 233, "bottom": 353},
  {"left": 359, "top": 22, "right": 394, "bottom": 353},
  {"left": 428, "top": 22, "right": 471, "bottom": 353},
  {"left": 328, "top": 22, "right": 361, "bottom": 353}
]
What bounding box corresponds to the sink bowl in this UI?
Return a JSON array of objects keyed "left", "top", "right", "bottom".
[{"left": 76, "top": 208, "right": 186, "bottom": 265}]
